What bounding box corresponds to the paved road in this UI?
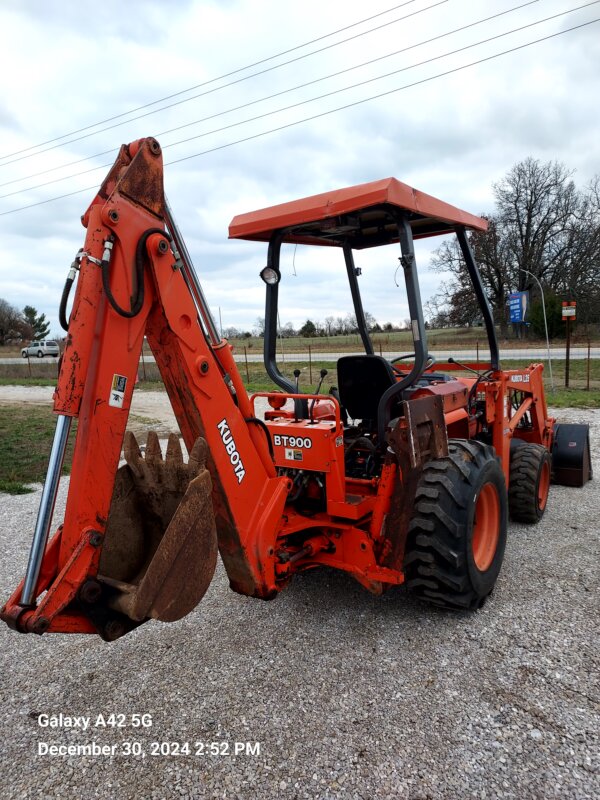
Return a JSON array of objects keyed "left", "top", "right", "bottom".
[{"left": 1, "top": 346, "right": 598, "bottom": 366}]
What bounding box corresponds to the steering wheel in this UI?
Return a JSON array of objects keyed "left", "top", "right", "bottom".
[{"left": 390, "top": 352, "right": 436, "bottom": 376}]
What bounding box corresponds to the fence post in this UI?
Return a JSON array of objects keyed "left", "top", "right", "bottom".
[
  {"left": 27, "top": 354, "right": 32, "bottom": 378},
  {"left": 309, "top": 345, "right": 313, "bottom": 384},
  {"left": 379, "top": 342, "right": 383, "bottom": 357},
  {"left": 476, "top": 340, "right": 479, "bottom": 363},
  {"left": 244, "top": 346, "right": 250, "bottom": 384},
  {"left": 587, "top": 339, "right": 591, "bottom": 391},
  {"left": 140, "top": 345, "right": 147, "bottom": 381},
  {"left": 565, "top": 317, "right": 571, "bottom": 388}
]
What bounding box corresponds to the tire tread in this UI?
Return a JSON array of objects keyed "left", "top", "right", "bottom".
[
  {"left": 508, "top": 443, "right": 550, "bottom": 523},
  {"left": 403, "top": 439, "right": 506, "bottom": 611}
]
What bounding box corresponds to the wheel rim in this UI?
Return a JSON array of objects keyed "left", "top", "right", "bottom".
[
  {"left": 472, "top": 483, "right": 500, "bottom": 572},
  {"left": 538, "top": 460, "right": 550, "bottom": 511}
]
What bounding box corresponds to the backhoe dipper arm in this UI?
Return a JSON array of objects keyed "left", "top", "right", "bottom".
[{"left": 1, "top": 138, "right": 288, "bottom": 639}]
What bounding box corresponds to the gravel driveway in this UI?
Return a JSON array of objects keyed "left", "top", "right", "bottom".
[{"left": 0, "top": 387, "right": 598, "bottom": 799}]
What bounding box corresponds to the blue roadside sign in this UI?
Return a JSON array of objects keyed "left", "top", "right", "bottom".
[{"left": 508, "top": 291, "right": 529, "bottom": 323}]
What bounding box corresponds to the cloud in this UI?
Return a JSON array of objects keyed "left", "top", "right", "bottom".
[{"left": 0, "top": 0, "right": 598, "bottom": 335}]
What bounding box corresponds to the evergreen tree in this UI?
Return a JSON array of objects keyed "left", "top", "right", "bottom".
[
  {"left": 299, "top": 319, "right": 317, "bottom": 337},
  {"left": 23, "top": 306, "right": 50, "bottom": 340}
]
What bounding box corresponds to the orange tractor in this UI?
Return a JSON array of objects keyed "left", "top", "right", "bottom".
[{"left": 1, "top": 138, "right": 591, "bottom": 640}]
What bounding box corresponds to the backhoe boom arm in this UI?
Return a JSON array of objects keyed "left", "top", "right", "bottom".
[{"left": 1, "top": 138, "right": 287, "bottom": 638}]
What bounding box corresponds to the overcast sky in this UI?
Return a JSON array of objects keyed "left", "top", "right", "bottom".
[{"left": 0, "top": 0, "right": 598, "bottom": 336}]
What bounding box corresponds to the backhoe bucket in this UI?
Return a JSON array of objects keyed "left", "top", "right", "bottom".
[{"left": 98, "top": 432, "right": 218, "bottom": 623}]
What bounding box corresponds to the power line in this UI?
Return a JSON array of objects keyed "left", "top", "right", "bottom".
[
  {"left": 144, "top": 0, "right": 595, "bottom": 154},
  {"left": 145, "top": 0, "right": 527, "bottom": 141},
  {"left": 0, "top": 0, "right": 535, "bottom": 194},
  {"left": 165, "top": 17, "right": 600, "bottom": 166},
  {"left": 0, "top": 0, "right": 448, "bottom": 191},
  {"left": 0, "top": 0, "right": 435, "bottom": 167},
  {"left": 0, "top": 0, "right": 474, "bottom": 200},
  {"left": 0, "top": 2, "right": 418, "bottom": 162},
  {"left": 1, "top": 16, "right": 597, "bottom": 218},
  {"left": 0, "top": 0, "right": 591, "bottom": 202},
  {"left": 0, "top": 146, "right": 117, "bottom": 190}
]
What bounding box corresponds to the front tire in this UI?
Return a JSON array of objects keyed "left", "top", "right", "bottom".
[
  {"left": 404, "top": 439, "right": 507, "bottom": 610},
  {"left": 508, "top": 443, "right": 551, "bottom": 523},
  {"left": 37, "top": 351, "right": 43, "bottom": 358}
]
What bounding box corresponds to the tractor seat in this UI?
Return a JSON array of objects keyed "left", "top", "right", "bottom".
[{"left": 337, "top": 355, "right": 399, "bottom": 425}]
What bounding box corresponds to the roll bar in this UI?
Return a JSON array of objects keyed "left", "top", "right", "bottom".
[{"left": 261, "top": 216, "right": 498, "bottom": 439}]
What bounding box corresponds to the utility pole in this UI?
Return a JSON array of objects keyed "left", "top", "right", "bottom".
[{"left": 519, "top": 269, "right": 554, "bottom": 392}]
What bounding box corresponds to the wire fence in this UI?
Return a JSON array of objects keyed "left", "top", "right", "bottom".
[
  {"left": 267, "top": 339, "right": 600, "bottom": 391},
  {"left": 2, "top": 339, "right": 599, "bottom": 392}
]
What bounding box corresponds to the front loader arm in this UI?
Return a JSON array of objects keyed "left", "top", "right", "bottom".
[{"left": 1, "top": 138, "right": 288, "bottom": 639}]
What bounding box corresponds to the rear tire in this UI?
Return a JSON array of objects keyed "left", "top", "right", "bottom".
[
  {"left": 404, "top": 439, "right": 507, "bottom": 610},
  {"left": 508, "top": 443, "right": 551, "bottom": 523}
]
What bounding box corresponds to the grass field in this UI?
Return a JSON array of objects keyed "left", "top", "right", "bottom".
[{"left": 0, "top": 406, "right": 78, "bottom": 494}]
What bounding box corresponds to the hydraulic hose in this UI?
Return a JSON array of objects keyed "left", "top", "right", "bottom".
[
  {"left": 102, "top": 228, "right": 171, "bottom": 318},
  {"left": 245, "top": 417, "right": 274, "bottom": 460},
  {"left": 59, "top": 270, "right": 76, "bottom": 332}
]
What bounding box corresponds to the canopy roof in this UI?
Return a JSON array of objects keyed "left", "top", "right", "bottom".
[{"left": 228, "top": 177, "right": 487, "bottom": 249}]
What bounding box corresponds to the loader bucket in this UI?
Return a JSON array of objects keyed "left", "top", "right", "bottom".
[{"left": 97, "top": 432, "right": 218, "bottom": 623}]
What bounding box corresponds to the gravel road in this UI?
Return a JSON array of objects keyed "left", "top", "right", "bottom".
[{"left": 0, "top": 387, "right": 598, "bottom": 799}]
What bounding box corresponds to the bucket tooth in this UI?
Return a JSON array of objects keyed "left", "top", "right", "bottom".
[
  {"left": 145, "top": 430, "right": 163, "bottom": 463},
  {"left": 166, "top": 433, "right": 184, "bottom": 465},
  {"left": 123, "top": 431, "right": 144, "bottom": 478},
  {"left": 189, "top": 437, "right": 208, "bottom": 471}
]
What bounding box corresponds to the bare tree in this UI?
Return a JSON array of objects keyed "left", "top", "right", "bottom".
[
  {"left": 222, "top": 326, "right": 241, "bottom": 339},
  {"left": 280, "top": 321, "right": 296, "bottom": 338},
  {"left": 335, "top": 315, "right": 348, "bottom": 335},
  {"left": 323, "top": 316, "right": 336, "bottom": 336},
  {"left": 0, "top": 299, "right": 30, "bottom": 345},
  {"left": 552, "top": 175, "right": 600, "bottom": 327},
  {"left": 430, "top": 159, "right": 600, "bottom": 333},
  {"left": 364, "top": 311, "right": 378, "bottom": 332}
]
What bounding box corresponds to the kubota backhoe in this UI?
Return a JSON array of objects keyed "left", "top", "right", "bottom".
[{"left": 1, "top": 137, "right": 592, "bottom": 640}]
